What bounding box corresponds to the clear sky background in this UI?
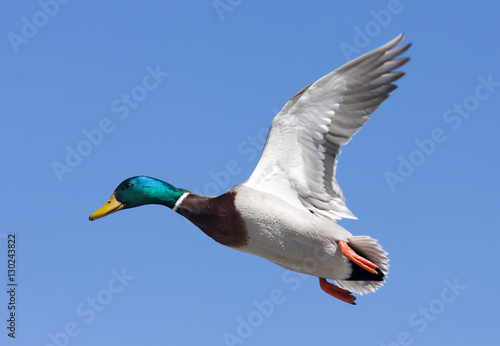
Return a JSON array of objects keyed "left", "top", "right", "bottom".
[{"left": 2, "top": 1, "right": 500, "bottom": 345}]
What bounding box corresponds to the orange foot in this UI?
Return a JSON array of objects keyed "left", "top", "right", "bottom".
[
  {"left": 338, "top": 240, "right": 378, "bottom": 274},
  {"left": 319, "top": 278, "right": 356, "bottom": 305}
]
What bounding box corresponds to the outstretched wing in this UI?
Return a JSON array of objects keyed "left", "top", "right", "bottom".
[{"left": 243, "top": 34, "right": 410, "bottom": 221}]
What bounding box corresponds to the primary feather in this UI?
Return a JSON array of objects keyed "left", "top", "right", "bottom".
[{"left": 244, "top": 33, "right": 410, "bottom": 221}]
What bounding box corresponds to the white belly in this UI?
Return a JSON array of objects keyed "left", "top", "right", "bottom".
[{"left": 233, "top": 185, "right": 354, "bottom": 280}]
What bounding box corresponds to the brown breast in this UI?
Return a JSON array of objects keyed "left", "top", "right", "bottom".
[{"left": 175, "top": 192, "right": 249, "bottom": 248}]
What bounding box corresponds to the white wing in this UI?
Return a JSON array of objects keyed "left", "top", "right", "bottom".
[{"left": 243, "top": 34, "right": 410, "bottom": 221}]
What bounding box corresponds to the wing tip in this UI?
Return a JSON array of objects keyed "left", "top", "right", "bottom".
[
  {"left": 393, "top": 32, "right": 405, "bottom": 44},
  {"left": 386, "top": 32, "right": 407, "bottom": 49}
]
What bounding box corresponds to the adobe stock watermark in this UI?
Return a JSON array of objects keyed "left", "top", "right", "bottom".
[
  {"left": 191, "top": 108, "right": 279, "bottom": 197},
  {"left": 191, "top": 126, "right": 268, "bottom": 196},
  {"left": 380, "top": 278, "right": 466, "bottom": 346},
  {"left": 222, "top": 248, "right": 331, "bottom": 345},
  {"left": 44, "top": 268, "right": 134, "bottom": 346},
  {"left": 339, "top": 0, "right": 412, "bottom": 61},
  {"left": 7, "top": 0, "right": 71, "bottom": 54},
  {"left": 212, "top": 0, "right": 244, "bottom": 22},
  {"left": 384, "top": 74, "right": 499, "bottom": 192},
  {"left": 51, "top": 64, "right": 169, "bottom": 183}
]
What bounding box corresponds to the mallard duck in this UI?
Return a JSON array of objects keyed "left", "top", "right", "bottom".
[{"left": 90, "top": 34, "right": 410, "bottom": 304}]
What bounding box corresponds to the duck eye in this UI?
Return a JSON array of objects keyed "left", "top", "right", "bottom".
[{"left": 125, "top": 182, "right": 133, "bottom": 189}]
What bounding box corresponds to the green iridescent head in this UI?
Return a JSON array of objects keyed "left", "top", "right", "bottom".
[{"left": 89, "top": 176, "right": 186, "bottom": 221}]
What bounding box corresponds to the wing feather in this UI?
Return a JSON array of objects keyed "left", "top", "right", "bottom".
[{"left": 243, "top": 34, "right": 410, "bottom": 221}]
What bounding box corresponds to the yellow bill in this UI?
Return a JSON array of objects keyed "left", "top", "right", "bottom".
[{"left": 89, "top": 194, "right": 124, "bottom": 221}]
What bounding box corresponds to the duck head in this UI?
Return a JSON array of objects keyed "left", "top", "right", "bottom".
[{"left": 89, "top": 176, "right": 187, "bottom": 221}]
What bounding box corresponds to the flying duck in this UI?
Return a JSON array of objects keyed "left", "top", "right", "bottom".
[{"left": 90, "top": 34, "right": 410, "bottom": 304}]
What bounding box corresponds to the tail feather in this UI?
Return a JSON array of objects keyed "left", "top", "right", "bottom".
[{"left": 335, "top": 236, "right": 389, "bottom": 295}]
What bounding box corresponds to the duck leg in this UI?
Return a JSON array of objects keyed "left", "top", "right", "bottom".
[
  {"left": 338, "top": 240, "right": 378, "bottom": 274},
  {"left": 319, "top": 278, "right": 356, "bottom": 305}
]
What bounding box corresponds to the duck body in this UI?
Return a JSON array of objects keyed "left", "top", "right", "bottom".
[
  {"left": 176, "top": 186, "right": 351, "bottom": 272},
  {"left": 90, "top": 34, "right": 410, "bottom": 304},
  {"left": 175, "top": 184, "right": 386, "bottom": 295}
]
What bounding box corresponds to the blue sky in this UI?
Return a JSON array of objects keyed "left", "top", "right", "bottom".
[{"left": 2, "top": 1, "right": 500, "bottom": 345}]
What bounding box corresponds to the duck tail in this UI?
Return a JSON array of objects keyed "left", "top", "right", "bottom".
[{"left": 334, "top": 235, "right": 390, "bottom": 295}]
